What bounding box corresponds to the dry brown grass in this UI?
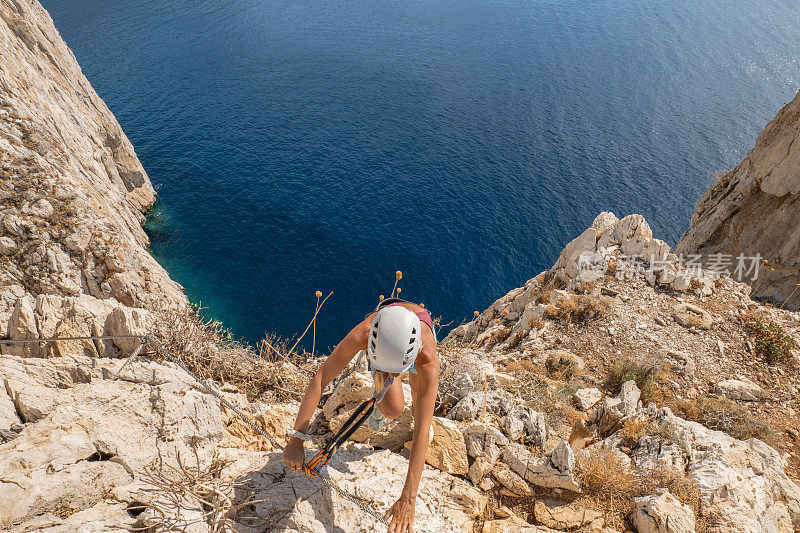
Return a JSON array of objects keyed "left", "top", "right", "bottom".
[
  {"left": 545, "top": 353, "right": 578, "bottom": 380},
  {"left": 668, "top": 396, "right": 779, "bottom": 449},
  {"left": 546, "top": 294, "right": 608, "bottom": 324},
  {"left": 150, "top": 304, "right": 317, "bottom": 402},
  {"left": 577, "top": 447, "right": 710, "bottom": 531}
]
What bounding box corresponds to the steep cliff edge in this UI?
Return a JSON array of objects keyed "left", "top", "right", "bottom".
[
  {"left": 0, "top": 0, "right": 186, "bottom": 334},
  {"left": 676, "top": 90, "right": 800, "bottom": 309}
]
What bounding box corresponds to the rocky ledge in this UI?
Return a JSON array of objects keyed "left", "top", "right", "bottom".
[{"left": 2, "top": 211, "right": 799, "bottom": 532}]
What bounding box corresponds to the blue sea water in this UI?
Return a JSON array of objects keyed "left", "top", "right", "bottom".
[{"left": 42, "top": 0, "right": 800, "bottom": 350}]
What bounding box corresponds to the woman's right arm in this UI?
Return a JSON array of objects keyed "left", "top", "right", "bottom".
[{"left": 282, "top": 317, "right": 372, "bottom": 471}]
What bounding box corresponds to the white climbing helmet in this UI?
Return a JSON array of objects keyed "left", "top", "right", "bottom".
[{"left": 367, "top": 306, "right": 422, "bottom": 374}]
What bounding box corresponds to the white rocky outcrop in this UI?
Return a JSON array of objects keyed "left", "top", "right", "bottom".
[
  {"left": 0, "top": 354, "right": 485, "bottom": 532},
  {"left": 446, "top": 210, "right": 730, "bottom": 348},
  {"left": 632, "top": 489, "right": 695, "bottom": 533}
]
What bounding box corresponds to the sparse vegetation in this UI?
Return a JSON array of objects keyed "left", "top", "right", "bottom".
[
  {"left": 135, "top": 448, "right": 268, "bottom": 532},
  {"left": 669, "top": 396, "right": 778, "bottom": 448},
  {"left": 546, "top": 294, "right": 607, "bottom": 324},
  {"left": 744, "top": 315, "right": 797, "bottom": 365},
  {"left": 604, "top": 359, "right": 666, "bottom": 404},
  {"left": 577, "top": 447, "right": 710, "bottom": 531},
  {"left": 546, "top": 353, "right": 577, "bottom": 380},
  {"left": 151, "top": 303, "right": 317, "bottom": 402}
]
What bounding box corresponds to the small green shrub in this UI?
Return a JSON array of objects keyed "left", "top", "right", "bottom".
[
  {"left": 546, "top": 353, "right": 577, "bottom": 379},
  {"left": 604, "top": 359, "right": 663, "bottom": 403},
  {"left": 746, "top": 318, "right": 797, "bottom": 365}
]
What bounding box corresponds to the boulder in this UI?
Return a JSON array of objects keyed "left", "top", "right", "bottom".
[
  {"left": 448, "top": 389, "right": 509, "bottom": 421},
  {"left": 492, "top": 461, "right": 533, "bottom": 496},
  {"left": 503, "top": 406, "right": 549, "bottom": 446},
  {"left": 463, "top": 421, "right": 509, "bottom": 462},
  {"left": 602, "top": 380, "right": 641, "bottom": 422},
  {"left": 550, "top": 440, "right": 575, "bottom": 474},
  {"left": 574, "top": 387, "right": 603, "bottom": 411},
  {"left": 468, "top": 453, "right": 494, "bottom": 484},
  {"left": 6, "top": 296, "right": 38, "bottom": 357},
  {"left": 534, "top": 499, "right": 604, "bottom": 531},
  {"left": 423, "top": 417, "right": 469, "bottom": 475},
  {"left": 673, "top": 303, "right": 713, "bottom": 330},
  {"left": 716, "top": 377, "right": 765, "bottom": 402},
  {"left": 323, "top": 372, "right": 373, "bottom": 420},
  {"left": 502, "top": 443, "right": 581, "bottom": 492},
  {"left": 632, "top": 489, "right": 695, "bottom": 533},
  {"left": 0, "top": 236, "right": 16, "bottom": 255},
  {"left": 103, "top": 306, "right": 150, "bottom": 355}
]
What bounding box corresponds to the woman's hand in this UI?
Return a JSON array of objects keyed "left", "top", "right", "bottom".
[
  {"left": 282, "top": 437, "right": 305, "bottom": 473},
  {"left": 384, "top": 494, "right": 415, "bottom": 532}
]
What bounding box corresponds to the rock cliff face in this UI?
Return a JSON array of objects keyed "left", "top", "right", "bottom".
[
  {"left": 0, "top": 0, "right": 186, "bottom": 341},
  {"left": 676, "top": 90, "right": 800, "bottom": 309}
]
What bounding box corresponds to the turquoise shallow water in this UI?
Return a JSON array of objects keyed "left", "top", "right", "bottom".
[{"left": 42, "top": 0, "right": 800, "bottom": 349}]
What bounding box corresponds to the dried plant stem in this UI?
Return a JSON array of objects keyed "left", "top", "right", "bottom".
[
  {"left": 779, "top": 284, "right": 800, "bottom": 309},
  {"left": 312, "top": 294, "right": 320, "bottom": 355},
  {"left": 289, "top": 291, "right": 333, "bottom": 355}
]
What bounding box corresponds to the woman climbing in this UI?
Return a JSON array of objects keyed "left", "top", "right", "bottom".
[{"left": 282, "top": 297, "right": 440, "bottom": 533}]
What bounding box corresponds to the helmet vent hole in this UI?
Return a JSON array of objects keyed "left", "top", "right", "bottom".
[
  {"left": 409, "top": 337, "right": 416, "bottom": 343},
  {"left": 372, "top": 330, "right": 378, "bottom": 338},
  {"left": 370, "top": 340, "right": 376, "bottom": 350},
  {"left": 406, "top": 347, "right": 414, "bottom": 354},
  {"left": 412, "top": 327, "right": 417, "bottom": 335}
]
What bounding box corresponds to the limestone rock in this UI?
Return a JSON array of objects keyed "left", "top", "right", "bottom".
[
  {"left": 550, "top": 439, "right": 575, "bottom": 474},
  {"left": 221, "top": 445, "right": 484, "bottom": 532},
  {"left": 649, "top": 408, "right": 800, "bottom": 532},
  {"left": 327, "top": 373, "right": 413, "bottom": 451},
  {"left": 492, "top": 461, "right": 533, "bottom": 496},
  {"left": 423, "top": 417, "right": 469, "bottom": 475},
  {"left": 574, "top": 387, "right": 603, "bottom": 410},
  {"left": 716, "top": 377, "right": 765, "bottom": 401},
  {"left": 534, "top": 499, "right": 604, "bottom": 531},
  {"left": 103, "top": 306, "right": 149, "bottom": 355},
  {"left": 0, "top": 386, "right": 21, "bottom": 430},
  {"left": 0, "top": 0, "right": 187, "bottom": 311},
  {"left": 0, "top": 236, "right": 16, "bottom": 255},
  {"left": 660, "top": 349, "right": 696, "bottom": 377},
  {"left": 463, "top": 421, "right": 509, "bottom": 462},
  {"left": 632, "top": 489, "right": 695, "bottom": 533},
  {"left": 323, "top": 372, "right": 373, "bottom": 419},
  {"left": 673, "top": 303, "right": 713, "bottom": 330},
  {"left": 468, "top": 453, "right": 494, "bottom": 484},
  {"left": 6, "top": 296, "right": 38, "bottom": 357},
  {"left": 448, "top": 389, "right": 509, "bottom": 421},
  {"left": 502, "top": 443, "right": 581, "bottom": 492},
  {"left": 602, "top": 380, "right": 641, "bottom": 422}
]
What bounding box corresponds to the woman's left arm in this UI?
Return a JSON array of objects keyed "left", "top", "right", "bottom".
[{"left": 384, "top": 349, "right": 439, "bottom": 532}]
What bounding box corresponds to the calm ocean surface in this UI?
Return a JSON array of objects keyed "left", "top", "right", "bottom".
[{"left": 42, "top": 0, "right": 800, "bottom": 350}]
